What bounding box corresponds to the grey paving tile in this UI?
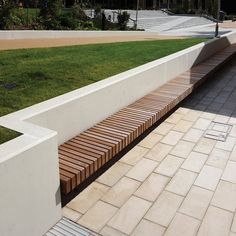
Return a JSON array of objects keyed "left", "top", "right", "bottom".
[
  {"left": 170, "top": 140, "right": 195, "bottom": 159},
  {"left": 154, "top": 155, "right": 184, "bottom": 177},
  {"left": 67, "top": 182, "right": 109, "bottom": 214},
  {"left": 78, "top": 201, "right": 118, "bottom": 232},
  {"left": 179, "top": 186, "right": 213, "bottom": 220},
  {"left": 134, "top": 173, "right": 170, "bottom": 202},
  {"left": 222, "top": 161, "right": 236, "bottom": 184},
  {"left": 131, "top": 219, "right": 165, "bottom": 236},
  {"left": 197, "top": 206, "right": 233, "bottom": 236},
  {"left": 165, "top": 169, "right": 197, "bottom": 196},
  {"left": 181, "top": 152, "right": 208, "bottom": 173},
  {"left": 102, "top": 177, "right": 140, "bottom": 208},
  {"left": 108, "top": 196, "right": 151, "bottom": 235},
  {"left": 164, "top": 213, "right": 200, "bottom": 236},
  {"left": 211, "top": 180, "right": 236, "bottom": 212},
  {"left": 194, "top": 165, "right": 222, "bottom": 191},
  {"left": 126, "top": 158, "right": 158, "bottom": 182},
  {"left": 145, "top": 191, "right": 183, "bottom": 227}
]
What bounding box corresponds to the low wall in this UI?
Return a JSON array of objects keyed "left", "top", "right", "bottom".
[
  {"left": 0, "top": 31, "right": 236, "bottom": 236},
  {"left": 0, "top": 30, "right": 159, "bottom": 40},
  {"left": 0, "top": 132, "right": 61, "bottom": 236},
  {"left": 26, "top": 32, "right": 235, "bottom": 144}
]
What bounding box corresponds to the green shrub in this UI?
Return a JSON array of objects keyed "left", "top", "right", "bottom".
[
  {"left": 0, "top": 0, "right": 16, "bottom": 29},
  {"left": 71, "top": 3, "right": 87, "bottom": 20},
  {"left": 188, "top": 9, "right": 196, "bottom": 14},
  {"left": 212, "top": 0, "right": 218, "bottom": 18},
  {"left": 117, "top": 11, "right": 130, "bottom": 30},
  {"left": 38, "top": 0, "right": 62, "bottom": 29},
  {"left": 80, "top": 20, "right": 93, "bottom": 29},
  {"left": 225, "top": 15, "right": 236, "bottom": 21},
  {"left": 171, "top": 7, "right": 186, "bottom": 14},
  {"left": 94, "top": 4, "right": 102, "bottom": 17},
  {"left": 183, "top": 0, "right": 189, "bottom": 12},
  {"left": 40, "top": 17, "right": 61, "bottom": 29},
  {"left": 205, "top": 0, "right": 213, "bottom": 15},
  {"left": 39, "top": 0, "right": 61, "bottom": 18},
  {"left": 59, "top": 12, "right": 79, "bottom": 29},
  {"left": 0, "top": 0, "right": 113, "bottom": 30}
]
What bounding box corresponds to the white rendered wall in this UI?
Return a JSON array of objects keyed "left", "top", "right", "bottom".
[
  {"left": 0, "top": 132, "right": 61, "bottom": 236},
  {"left": 0, "top": 31, "right": 235, "bottom": 236},
  {"left": 0, "top": 30, "right": 160, "bottom": 40},
  {"left": 25, "top": 32, "right": 236, "bottom": 144}
]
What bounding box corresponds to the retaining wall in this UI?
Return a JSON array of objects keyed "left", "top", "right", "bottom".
[{"left": 0, "top": 31, "right": 236, "bottom": 236}]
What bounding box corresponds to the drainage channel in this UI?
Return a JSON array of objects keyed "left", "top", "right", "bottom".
[{"left": 45, "top": 217, "right": 100, "bottom": 236}]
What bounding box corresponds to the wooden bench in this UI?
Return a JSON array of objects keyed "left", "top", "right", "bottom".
[{"left": 59, "top": 44, "right": 236, "bottom": 194}]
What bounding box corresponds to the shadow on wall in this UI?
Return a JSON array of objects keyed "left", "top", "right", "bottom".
[
  {"left": 186, "top": 34, "right": 236, "bottom": 124},
  {"left": 188, "top": 35, "right": 232, "bottom": 89}
]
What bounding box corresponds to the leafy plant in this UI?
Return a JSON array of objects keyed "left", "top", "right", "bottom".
[
  {"left": 59, "top": 12, "right": 79, "bottom": 29},
  {"left": 94, "top": 4, "right": 101, "bottom": 17},
  {"left": 117, "top": 11, "right": 130, "bottom": 30},
  {"left": 182, "top": 0, "right": 189, "bottom": 12},
  {"left": 37, "top": 0, "right": 61, "bottom": 29},
  {"left": 39, "top": 0, "right": 61, "bottom": 18},
  {"left": 205, "top": 0, "right": 212, "bottom": 15},
  {"left": 71, "top": 3, "right": 87, "bottom": 20},
  {"left": 212, "top": 0, "right": 218, "bottom": 18},
  {"left": 0, "top": 0, "right": 17, "bottom": 29}
]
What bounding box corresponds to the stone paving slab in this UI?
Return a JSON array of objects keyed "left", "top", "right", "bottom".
[{"left": 63, "top": 57, "right": 236, "bottom": 236}]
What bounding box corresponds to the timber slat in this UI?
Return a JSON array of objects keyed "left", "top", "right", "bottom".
[{"left": 59, "top": 45, "right": 236, "bottom": 194}]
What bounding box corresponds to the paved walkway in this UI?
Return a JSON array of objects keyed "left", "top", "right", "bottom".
[
  {"left": 63, "top": 57, "right": 236, "bottom": 236},
  {"left": 103, "top": 10, "right": 213, "bottom": 32},
  {"left": 160, "top": 22, "right": 236, "bottom": 38},
  {"left": 0, "top": 34, "right": 183, "bottom": 51},
  {"left": 158, "top": 20, "right": 236, "bottom": 38},
  {"left": 220, "top": 21, "right": 236, "bottom": 29}
]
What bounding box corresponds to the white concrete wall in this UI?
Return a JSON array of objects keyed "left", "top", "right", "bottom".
[
  {"left": 25, "top": 31, "right": 236, "bottom": 144},
  {"left": 0, "top": 131, "right": 61, "bottom": 236},
  {"left": 0, "top": 31, "right": 236, "bottom": 236},
  {"left": 0, "top": 30, "right": 159, "bottom": 40}
]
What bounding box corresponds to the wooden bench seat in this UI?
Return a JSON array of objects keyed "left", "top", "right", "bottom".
[{"left": 59, "top": 44, "right": 236, "bottom": 194}]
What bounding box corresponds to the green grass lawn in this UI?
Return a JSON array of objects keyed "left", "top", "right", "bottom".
[
  {"left": 0, "top": 38, "right": 206, "bottom": 144},
  {"left": 0, "top": 127, "right": 21, "bottom": 144}
]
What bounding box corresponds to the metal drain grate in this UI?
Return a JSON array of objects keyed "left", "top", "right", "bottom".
[
  {"left": 204, "top": 121, "right": 232, "bottom": 142},
  {"left": 45, "top": 217, "right": 100, "bottom": 236}
]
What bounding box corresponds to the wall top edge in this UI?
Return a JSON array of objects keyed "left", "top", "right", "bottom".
[{"left": 0, "top": 40, "right": 207, "bottom": 123}]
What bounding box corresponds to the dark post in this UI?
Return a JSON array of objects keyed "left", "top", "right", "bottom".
[
  {"left": 102, "top": 11, "right": 106, "bottom": 30},
  {"left": 26, "top": 0, "right": 29, "bottom": 26},
  {"left": 135, "top": 0, "right": 139, "bottom": 29},
  {"left": 215, "top": 0, "right": 220, "bottom": 37}
]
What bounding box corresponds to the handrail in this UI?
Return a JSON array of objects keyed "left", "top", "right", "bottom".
[{"left": 162, "top": 9, "right": 219, "bottom": 23}]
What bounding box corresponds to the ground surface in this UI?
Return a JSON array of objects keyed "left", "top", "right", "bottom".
[
  {"left": 220, "top": 21, "right": 236, "bottom": 29},
  {"left": 1, "top": 18, "right": 236, "bottom": 52},
  {"left": 63, "top": 57, "right": 236, "bottom": 236},
  {"left": 0, "top": 34, "right": 184, "bottom": 51},
  {"left": 104, "top": 10, "right": 213, "bottom": 32},
  {"left": 161, "top": 20, "right": 236, "bottom": 38},
  {"left": 0, "top": 38, "right": 204, "bottom": 144},
  {"left": 1, "top": 22, "right": 234, "bottom": 52},
  {"left": 104, "top": 10, "right": 236, "bottom": 38}
]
